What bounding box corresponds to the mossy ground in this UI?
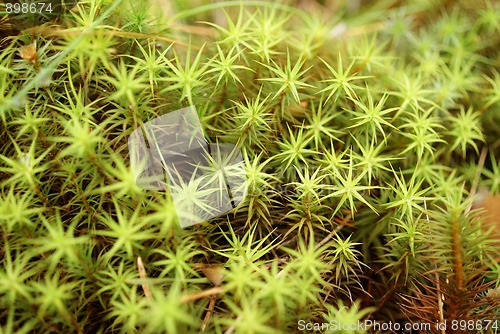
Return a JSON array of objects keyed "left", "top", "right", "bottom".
[{"left": 0, "top": 0, "right": 499, "bottom": 333}]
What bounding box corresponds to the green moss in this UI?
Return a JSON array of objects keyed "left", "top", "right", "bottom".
[{"left": 1, "top": 0, "right": 499, "bottom": 333}]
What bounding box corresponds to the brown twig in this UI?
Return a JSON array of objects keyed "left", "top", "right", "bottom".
[
  {"left": 180, "top": 286, "right": 224, "bottom": 304},
  {"left": 315, "top": 217, "right": 349, "bottom": 250},
  {"left": 201, "top": 296, "right": 216, "bottom": 332},
  {"left": 137, "top": 256, "right": 153, "bottom": 302},
  {"left": 265, "top": 256, "right": 289, "bottom": 269},
  {"left": 26, "top": 26, "right": 198, "bottom": 50}
]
